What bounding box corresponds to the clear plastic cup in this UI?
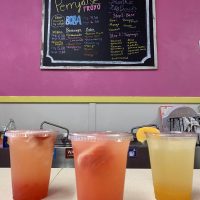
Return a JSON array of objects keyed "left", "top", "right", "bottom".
[
  {"left": 5, "top": 130, "right": 57, "bottom": 200},
  {"left": 146, "top": 132, "right": 197, "bottom": 200},
  {"left": 69, "top": 131, "right": 132, "bottom": 200}
]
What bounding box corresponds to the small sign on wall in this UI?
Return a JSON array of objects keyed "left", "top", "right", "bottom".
[
  {"left": 128, "top": 148, "right": 137, "bottom": 158},
  {"left": 41, "top": 0, "right": 157, "bottom": 70},
  {"left": 65, "top": 148, "right": 74, "bottom": 159}
]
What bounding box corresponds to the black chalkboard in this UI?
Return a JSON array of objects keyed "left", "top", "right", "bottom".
[{"left": 41, "top": 0, "right": 157, "bottom": 69}]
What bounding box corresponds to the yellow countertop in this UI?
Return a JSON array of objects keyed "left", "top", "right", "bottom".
[{"left": 0, "top": 168, "right": 200, "bottom": 200}]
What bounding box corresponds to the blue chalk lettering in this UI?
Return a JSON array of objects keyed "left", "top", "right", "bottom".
[{"left": 66, "top": 15, "right": 82, "bottom": 25}]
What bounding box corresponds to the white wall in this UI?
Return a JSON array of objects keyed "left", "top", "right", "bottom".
[{"left": 0, "top": 103, "right": 199, "bottom": 133}]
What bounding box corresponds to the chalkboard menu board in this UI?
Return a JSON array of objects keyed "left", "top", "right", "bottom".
[{"left": 41, "top": 0, "right": 157, "bottom": 69}]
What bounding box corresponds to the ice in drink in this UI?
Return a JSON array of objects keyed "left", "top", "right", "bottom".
[
  {"left": 147, "top": 133, "right": 197, "bottom": 200},
  {"left": 69, "top": 132, "right": 132, "bottom": 200},
  {"left": 6, "top": 130, "right": 57, "bottom": 200}
]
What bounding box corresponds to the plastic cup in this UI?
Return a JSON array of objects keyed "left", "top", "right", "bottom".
[
  {"left": 146, "top": 132, "right": 197, "bottom": 200},
  {"left": 69, "top": 131, "right": 132, "bottom": 200},
  {"left": 5, "top": 130, "right": 57, "bottom": 200}
]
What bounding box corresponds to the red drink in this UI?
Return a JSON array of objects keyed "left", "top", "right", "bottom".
[
  {"left": 70, "top": 132, "right": 132, "bottom": 200},
  {"left": 6, "top": 130, "right": 57, "bottom": 200}
]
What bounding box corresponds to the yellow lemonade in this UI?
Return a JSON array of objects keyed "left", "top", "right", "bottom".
[
  {"left": 147, "top": 133, "right": 197, "bottom": 200},
  {"left": 70, "top": 132, "right": 132, "bottom": 200},
  {"left": 6, "top": 130, "right": 56, "bottom": 200}
]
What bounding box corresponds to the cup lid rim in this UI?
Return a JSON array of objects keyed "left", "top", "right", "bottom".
[
  {"left": 69, "top": 131, "right": 132, "bottom": 141},
  {"left": 146, "top": 132, "right": 197, "bottom": 138},
  {"left": 5, "top": 130, "right": 58, "bottom": 137}
]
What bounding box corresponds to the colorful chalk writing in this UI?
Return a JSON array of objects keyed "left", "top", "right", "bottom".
[
  {"left": 54, "top": 0, "right": 101, "bottom": 13},
  {"left": 66, "top": 15, "right": 82, "bottom": 25},
  {"left": 42, "top": 0, "right": 156, "bottom": 69}
]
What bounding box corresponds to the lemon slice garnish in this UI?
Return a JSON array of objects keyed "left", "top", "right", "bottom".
[{"left": 136, "top": 127, "right": 160, "bottom": 143}]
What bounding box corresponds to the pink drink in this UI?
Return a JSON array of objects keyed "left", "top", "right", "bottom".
[
  {"left": 70, "top": 132, "right": 132, "bottom": 200},
  {"left": 6, "top": 130, "right": 57, "bottom": 200}
]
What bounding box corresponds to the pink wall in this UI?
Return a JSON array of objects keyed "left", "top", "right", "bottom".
[{"left": 0, "top": 0, "right": 200, "bottom": 96}]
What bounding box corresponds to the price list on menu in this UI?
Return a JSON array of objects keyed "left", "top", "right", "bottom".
[{"left": 41, "top": 0, "right": 157, "bottom": 69}]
